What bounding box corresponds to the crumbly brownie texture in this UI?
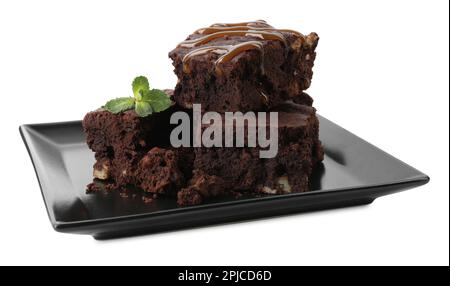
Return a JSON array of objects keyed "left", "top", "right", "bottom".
[
  {"left": 293, "top": 92, "right": 314, "bottom": 106},
  {"left": 135, "top": 147, "right": 185, "bottom": 194},
  {"left": 177, "top": 170, "right": 226, "bottom": 206},
  {"left": 89, "top": 146, "right": 190, "bottom": 195},
  {"left": 169, "top": 21, "right": 319, "bottom": 112},
  {"left": 85, "top": 101, "right": 323, "bottom": 206},
  {"left": 83, "top": 90, "right": 191, "bottom": 192},
  {"left": 83, "top": 90, "right": 175, "bottom": 160},
  {"left": 175, "top": 102, "right": 323, "bottom": 205},
  {"left": 84, "top": 21, "right": 324, "bottom": 206}
]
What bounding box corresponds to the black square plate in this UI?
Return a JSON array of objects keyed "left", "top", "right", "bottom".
[{"left": 20, "top": 115, "right": 429, "bottom": 239}]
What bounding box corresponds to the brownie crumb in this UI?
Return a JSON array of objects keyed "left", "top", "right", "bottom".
[
  {"left": 142, "top": 196, "right": 154, "bottom": 204},
  {"left": 177, "top": 170, "right": 226, "bottom": 206},
  {"left": 136, "top": 147, "right": 185, "bottom": 194}
]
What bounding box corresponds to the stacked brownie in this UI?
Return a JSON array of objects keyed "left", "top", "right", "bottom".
[
  {"left": 83, "top": 20, "right": 323, "bottom": 206},
  {"left": 169, "top": 20, "right": 318, "bottom": 112},
  {"left": 178, "top": 103, "right": 324, "bottom": 205},
  {"left": 83, "top": 97, "right": 192, "bottom": 196}
]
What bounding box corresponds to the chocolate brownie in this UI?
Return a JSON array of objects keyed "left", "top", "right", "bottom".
[
  {"left": 90, "top": 146, "right": 191, "bottom": 194},
  {"left": 82, "top": 91, "right": 175, "bottom": 160},
  {"left": 177, "top": 102, "right": 323, "bottom": 206},
  {"left": 135, "top": 147, "right": 186, "bottom": 194},
  {"left": 85, "top": 101, "right": 323, "bottom": 205},
  {"left": 169, "top": 20, "right": 319, "bottom": 112},
  {"left": 84, "top": 21, "right": 324, "bottom": 207},
  {"left": 82, "top": 90, "right": 186, "bottom": 187},
  {"left": 177, "top": 170, "right": 226, "bottom": 206}
]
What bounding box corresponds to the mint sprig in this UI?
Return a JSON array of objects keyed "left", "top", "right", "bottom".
[
  {"left": 104, "top": 97, "right": 135, "bottom": 114},
  {"left": 132, "top": 76, "right": 150, "bottom": 101},
  {"left": 142, "top": 89, "right": 172, "bottom": 112},
  {"left": 103, "top": 76, "right": 172, "bottom": 117},
  {"left": 135, "top": 101, "right": 153, "bottom": 117}
]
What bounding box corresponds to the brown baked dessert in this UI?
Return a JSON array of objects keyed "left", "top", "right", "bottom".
[
  {"left": 83, "top": 21, "right": 323, "bottom": 206},
  {"left": 169, "top": 20, "right": 319, "bottom": 112},
  {"left": 177, "top": 102, "right": 323, "bottom": 206}
]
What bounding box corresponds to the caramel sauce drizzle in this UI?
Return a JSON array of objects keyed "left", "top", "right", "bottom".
[
  {"left": 180, "top": 21, "right": 304, "bottom": 75},
  {"left": 182, "top": 45, "right": 229, "bottom": 73},
  {"left": 182, "top": 41, "right": 264, "bottom": 75},
  {"left": 195, "top": 26, "right": 303, "bottom": 37},
  {"left": 210, "top": 20, "right": 272, "bottom": 27},
  {"left": 214, "top": 41, "right": 264, "bottom": 75},
  {"left": 179, "top": 30, "right": 286, "bottom": 48}
]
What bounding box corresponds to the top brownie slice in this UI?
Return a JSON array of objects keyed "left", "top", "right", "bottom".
[{"left": 169, "top": 20, "right": 319, "bottom": 112}]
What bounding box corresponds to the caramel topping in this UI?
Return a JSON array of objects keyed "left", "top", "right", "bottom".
[
  {"left": 179, "top": 30, "right": 286, "bottom": 48},
  {"left": 260, "top": 91, "right": 269, "bottom": 106},
  {"left": 215, "top": 41, "right": 263, "bottom": 65},
  {"left": 195, "top": 26, "right": 303, "bottom": 37},
  {"left": 210, "top": 20, "right": 272, "bottom": 27},
  {"left": 182, "top": 41, "right": 264, "bottom": 74},
  {"left": 215, "top": 41, "right": 264, "bottom": 75},
  {"left": 179, "top": 20, "right": 305, "bottom": 75},
  {"left": 182, "top": 45, "right": 230, "bottom": 73}
]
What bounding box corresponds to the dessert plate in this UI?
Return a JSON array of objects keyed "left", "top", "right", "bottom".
[{"left": 20, "top": 116, "right": 429, "bottom": 239}]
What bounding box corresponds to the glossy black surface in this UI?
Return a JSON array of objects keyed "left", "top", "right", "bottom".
[{"left": 20, "top": 115, "right": 429, "bottom": 239}]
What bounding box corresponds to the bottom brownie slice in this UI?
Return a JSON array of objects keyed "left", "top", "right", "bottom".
[
  {"left": 89, "top": 147, "right": 192, "bottom": 195},
  {"left": 85, "top": 102, "right": 323, "bottom": 206},
  {"left": 177, "top": 102, "right": 324, "bottom": 206}
]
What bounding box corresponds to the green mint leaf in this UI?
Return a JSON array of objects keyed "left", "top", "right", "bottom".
[
  {"left": 132, "top": 76, "right": 150, "bottom": 101},
  {"left": 135, "top": 100, "right": 153, "bottom": 117},
  {"left": 142, "top": 89, "right": 172, "bottom": 112},
  {"left": 104, "top": 97, "right": 135, "bottom": 114}
]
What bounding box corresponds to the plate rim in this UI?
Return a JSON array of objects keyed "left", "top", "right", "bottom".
[
  {"left": 52, "top": 177, "right": 429, "bottom": 231},
  {"left": 19, "top": 117, "right": 430, "bottom": 231}
]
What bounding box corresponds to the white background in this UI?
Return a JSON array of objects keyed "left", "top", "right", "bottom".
[{"left": 0, "top": 0, "right": 448, "bottom": 266}]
